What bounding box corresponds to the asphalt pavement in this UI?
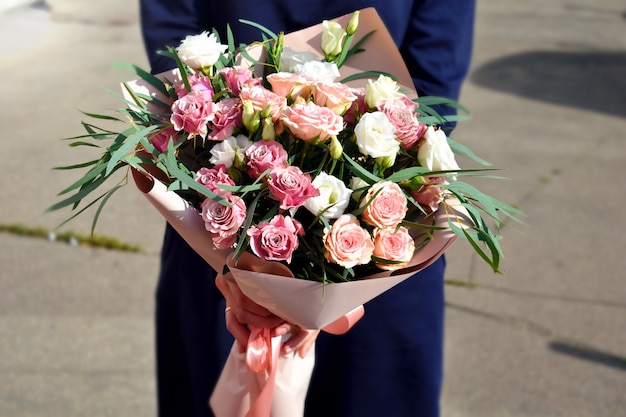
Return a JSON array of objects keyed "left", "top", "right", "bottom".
[{"left": 0, "top": 1, "right": 625, "bottom": 416}]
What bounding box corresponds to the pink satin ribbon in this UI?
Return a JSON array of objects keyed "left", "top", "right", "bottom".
[
  {"left": 244, "top": 326, "right": 280, "bottom": 417},
  {"left": 243, "top": 306, "right": 365, "bottom": 417}
]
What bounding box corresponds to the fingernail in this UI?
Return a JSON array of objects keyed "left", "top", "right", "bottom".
[{"left": 283, "top": 345, "right": 293, "bottom": 354}]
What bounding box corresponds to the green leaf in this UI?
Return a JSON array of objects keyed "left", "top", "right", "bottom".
[
  {"left": 69, "top": 141, "right": 101, "bottom": 148},
  {"left": 340, "top": 70, "right": 394, "bottom": 84},
  {"left": 52, "top": 190, "right": 109, "bottom": 229},
  {"left": 344, "top": 155, "right": 380, "bottom": 184},
  {"left": 337, "top": 30, "right": 375, "bottom": 68},
  {"left": 449, "top": 221, "right": 501, "bottom": 273},
  {"left": 162, "top": 142, "right": 226, "bottom": 204},
  {"left": 105, "top": 124, "right": 158, "bottom": 176},
  {"left": 239, "top": 19, "right": 279, "bottom": 41},
  {"left": 160, "top": 47, "right": 191, "bottom": 92},
  {"left": 79, "top": 111, "right": 123, "bottom": 122},
  {"left": 384, "top": 166, "right": 431, "bottom": 183},
  {"left": 233, "top": 190, "right": 266, "bottom": 259},
  {"left": 447, "top": 136, "right": 491, "bottom": 166},
  {"left": 47, "top": 173, "right": 111, "bottom": 212},
  {"left": 418, "top": 114, "right": 471, "bottom": 125},
  {"left": 112, "top": 62, "right": 169, "bottom": 97},
  {"left": 91, "top": 184, "right": 123, "bottom": 235},
  {"left": 415, "top": 96, "right": 470, "bottom": 115},
  {"left": 121, "top": 82, "right": 148, "bottom": 112},
  {"left": 53, "top": 159, "right": 100, "bottom": 171},
  {"left": 56, "top": 160, "right": 107, "bottom": 196}
]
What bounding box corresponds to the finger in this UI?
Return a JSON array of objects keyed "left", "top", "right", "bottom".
[
  {"left": 232, "top": 308, "right": 285, "bottom": 329},
  {"left": 217, "top": 274, "right": 274, "bottom": 317},
  {"left": 296, "top": 331, "right": 319, "bottom": 359},
  {"left": 224, "top": 308, "right": 250, "bottom": 352},
  {"left": 282, "top": 329, "right": 320, "bottom": 357}
]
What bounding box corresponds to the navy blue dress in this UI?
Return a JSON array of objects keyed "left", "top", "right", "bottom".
[{"left": 139, "top": 1, "right": 475, "bottom": 416}]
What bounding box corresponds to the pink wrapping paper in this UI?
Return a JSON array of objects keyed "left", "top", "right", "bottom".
[{"left": 225, "top": 206, "right": 459, "bottom": 330}]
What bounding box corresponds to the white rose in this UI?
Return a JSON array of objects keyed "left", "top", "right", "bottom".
[
  {"left": 209, "top": 134, "right": 252, "bottom": 168},
  {"left": 280, "top": 47, "right": 320, "bottom": 72},
  {"left": 365, "top": 75, "right": 404, "bottom": 108},
  {"left": 280, "top": 47, "right": 340, "bottom": 83},
  {"left": 296, "top": 61, "right": 340, "bottom": 83},
  {"left": 417, "top": 126, "right": 460, "bottom": 177},
  {"left": 354, "top": 111, "right": 400, "bottom": 160},
  {"left": 321, "top": 20, "right": 346, "bottom": 58},
  {"left": 304, "top": 172, "right": 352, "bottom": 219},
  {"left": 176, "top": 31, "right": 228, "bottom": 70}
]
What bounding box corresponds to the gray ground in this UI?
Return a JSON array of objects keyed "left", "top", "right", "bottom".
[{"left": 0, "top": 0, "right": 625, "bottom": 416}]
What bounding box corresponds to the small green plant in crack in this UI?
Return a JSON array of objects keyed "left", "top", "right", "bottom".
[
  {"left": 444, "top": 279, "right": 479, "bottom": 288},
  {"left": 0, "top": 223, "right": 141, "bottom": 252}
]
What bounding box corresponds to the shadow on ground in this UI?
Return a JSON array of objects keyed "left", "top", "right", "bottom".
[{"left": 470, "top": 50, "right": 626, "bottom": 118}]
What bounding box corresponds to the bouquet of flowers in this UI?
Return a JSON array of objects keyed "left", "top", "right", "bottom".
[{"left": 49, "top": 8, "right": 520, "bottom": 417}]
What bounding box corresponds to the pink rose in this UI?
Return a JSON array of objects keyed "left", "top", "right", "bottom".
[
  {"left": 196, "top": 165, "right": 235, "bottom": 193},
  {"left": 170, "top": 91, "right": 215, "bottom": 138},
  {"left": 411, "top": 176, "right": 445, "bottom": 213},
  {"left": 219, "top": 66, "right": 260, "bottom": 96},
  {"left": 360, "top": 181, "right": 408, "bottom": 228},
  {"left": 323, "top": 214, "right": 374, "bottom": 268},
  {"left": 372, "top": 226, "right": 415, "bottom": 270},
  {"left": 239, "top": 86, "right": 286, "bottom": 122},
  {"left": 268, "top": 166, "right": 320, "bottom": 210},
  {"left": 378, "top": 97, "right": 426, "bottom": 150},
  {"left": 245, "top": 140, "right": 288, "bottom": 179},
  {"left": 174, "top": 74, "right": 214, "bottom": 102},
  {"left": 208, "top": 98, "right": 243, "bottom": 141},
  {"left": 343, "top": 87, "right": 366, "bottom": 125},
  {"left": 148, "top": 126, "right": 178, "bottom": 152},
  {"left": 312, "top": 82, "right": 358, "bottom": 115},
  {"left": 281, "top": 101, "right": 344, "bottom": 143},
  {"left": 267, "top": 72, "right": 312, "bottom": 100},
  {"left": 212, "top": 232, "right": 238, "bottom": 250},
  {"left": 247, "top": 215, "right": 304, "bottom": 263},
  {"left": 200, "top": 191, "right": 246, "bottom": 249}
]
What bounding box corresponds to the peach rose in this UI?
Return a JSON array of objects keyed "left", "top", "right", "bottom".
[
  {"left": 239, "top": 86, "right": 286, "bottom": 122},
  {"left": 360, "top": 181, "right": 407, "bottom": 228},
  {"left": 281, "top": 101, "right": 344, "bottom": 143},
  {"left": 267, "top": 72, "right": 312, "bottom": 100},
  {"left": 372, "top": 227, "right": 415, "bottom": 271},
  {"left": 323, "top": 214, "right": 374, "bottom": 268},
  {"left": 312, "top": 82, "right": 358, "bottom": 115}
]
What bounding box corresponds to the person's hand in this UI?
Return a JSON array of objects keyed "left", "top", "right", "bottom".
[
  {"left": 215, "top": 272, "right": 288, "bottom": 350},
  {"left": 215, "top": 272, "right": 319, "bottom": 357},
  {"left": 281, "top": 327, "right": 320, "bottom": 358}
]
